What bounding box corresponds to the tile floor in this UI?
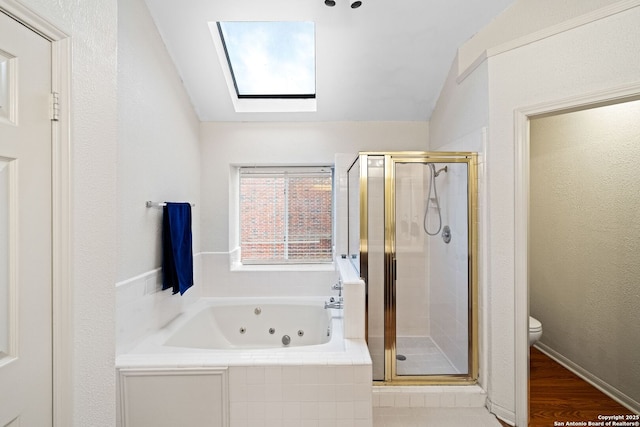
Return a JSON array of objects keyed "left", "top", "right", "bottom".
[
  {"left": 396, "top": 337, "right": 460, "bottom": 376},
  {"left": 370, "top": 336, "right": 460, "bottom": 379},
  {"left": 373, "top": 407, "right": 504, "bottom": 427}
]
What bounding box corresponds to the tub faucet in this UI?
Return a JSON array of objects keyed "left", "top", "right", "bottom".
[{"left": 324, "top": 296, "right": 343, "bottom": 309}]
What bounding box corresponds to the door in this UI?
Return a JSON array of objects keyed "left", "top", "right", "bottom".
[
  {"left": 391, "top": 157, "right": 473, "bottom": 381},
  {"left": 354, "top": 152, "right": 478, "bottom": 384},
  {"left": 0, "top": 10, "right": 53, "bottom": 426}
]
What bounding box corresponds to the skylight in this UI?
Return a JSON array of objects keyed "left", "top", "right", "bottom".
[{"left": 217, "top": 21, "right": 316, "bottom": 99}]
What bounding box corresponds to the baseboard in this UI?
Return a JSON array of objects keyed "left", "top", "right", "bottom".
[
  {"left": 486, "top": 398, "right": 515, "bottom": 426},
  {"left": 535, "top": 343, "right": 640, "bottom": 414}
]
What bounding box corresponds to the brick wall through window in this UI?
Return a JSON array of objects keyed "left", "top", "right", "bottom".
[{"left": 239, "top": 167, "right": 333, "bottom": 264}]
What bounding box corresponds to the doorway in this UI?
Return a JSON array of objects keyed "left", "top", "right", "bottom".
[
  {"left": 347, "top": 152, "right": 478, "bottom": 385},
  {"left": 0, "top": 10, "right": 53, "bottom": 425},
  {"left": 0, "top": 4, "right": 70, "bottom": 425},
  {"left": 513, "top": 84, "right": 640, "bottom": 425},
  {"left": 528, "top": 99, "right": 640, "bottom": 415}
]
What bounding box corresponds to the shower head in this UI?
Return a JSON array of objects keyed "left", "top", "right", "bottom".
[
  {"left": 428, "top": 164, "right": 448, "bottom": 177},
  {"left": 435, "top": 166, "right": 448, "bottom": 177}
]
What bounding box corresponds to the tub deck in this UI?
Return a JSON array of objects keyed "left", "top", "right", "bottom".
[
  {"left": 116, "top": 297, "right": 371, "bottom": 369},
  {"left": 116, "top": 297, "right": 373, "bottom": 426}
]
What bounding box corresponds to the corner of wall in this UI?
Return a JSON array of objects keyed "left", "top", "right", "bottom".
[{"left": 116, "top": 254, "right": 202, "bottom": 355}]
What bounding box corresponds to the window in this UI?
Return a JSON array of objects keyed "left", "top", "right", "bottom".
[
  {"left": 217, "top": 21, "right": 316, "bottom": 99},
  {"left": 239, "top": 166, "right": 333, "bottom": 264}
]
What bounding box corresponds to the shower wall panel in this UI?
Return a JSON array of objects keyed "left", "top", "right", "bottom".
[
  {"left": 395, "top": 165, "right": 429, "bottom": 339},
  {"left": 428, "top": 163, "right": 469, "bottom": 374}
]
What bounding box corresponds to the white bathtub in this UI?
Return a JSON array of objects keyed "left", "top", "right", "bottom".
[
  {"left": 119, "top": 297, "right": 367, "bottom": 358},
  {"left": 116, "top": 297, "right": 372, "bottom": 427},
  {"left": 164, "top": 298, "right": 336, "bottom": 350}
]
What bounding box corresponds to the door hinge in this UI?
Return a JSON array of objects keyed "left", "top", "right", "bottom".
[{"left": 50, "top": 92, "right": 60, "bottom": 121}]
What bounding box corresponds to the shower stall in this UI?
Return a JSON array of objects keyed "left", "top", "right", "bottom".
[{"left": 347, "top": 152, "right": 478, "bottom": 384}]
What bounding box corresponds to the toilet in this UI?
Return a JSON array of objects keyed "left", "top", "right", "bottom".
[{"left": 529, "top": 316, "right": 543, "bottom": 346}]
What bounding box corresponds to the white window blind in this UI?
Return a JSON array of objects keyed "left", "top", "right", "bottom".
[{"left": 239, "top": 166, "right": 333, "bottom": 264}]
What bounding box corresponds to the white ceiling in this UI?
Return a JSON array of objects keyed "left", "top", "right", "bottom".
[{"left": 144, "top": 0, "right": 514, "bottom": 122}]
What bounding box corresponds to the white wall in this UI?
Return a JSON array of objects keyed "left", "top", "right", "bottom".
[
  {"left": 200, "top": 121, "right": 429, "bottom": 252},
  {"left": 198, "top": 121, "right": 428, "bottom": 297},
  {"left": 115, "top": 0, "right": 202, "bottom": 356},
  {"left": 117, "top": 0, "right": 201, "bottom": 281},
  {"left": 430, "top": 2, "right": 640, "bottom": 423},
  {"left": 458, "top": 0, "right": 624, "bottom": 75},
  {"left": 429, "top": 58, "right": 489, "bottom": 150},
  {"left": 530, "top": 101, "right": 640, "bottom": 407},
  {"left": 488, "top": 6, "right": 640, "bottom": 420},
  {"left": 17, "top": 0, "right": 118, "bottom": 425}
]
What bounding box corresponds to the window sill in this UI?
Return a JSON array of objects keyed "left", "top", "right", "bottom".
[{"left": 230, "top": 263, "right": 335, "bottom": 273}]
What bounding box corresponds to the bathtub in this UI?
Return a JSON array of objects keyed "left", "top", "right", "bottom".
[
  {"left": 122, "top": 297, "right": 350, "bottom": 355},
  {"left": 116, "top": 297, "right": 372, "bottom": 427},
  {"left": 163, "top": 298, "right": 336, "bottom": 350}
]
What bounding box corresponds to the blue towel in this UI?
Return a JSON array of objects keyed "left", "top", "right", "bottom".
[{"left": 162, "top": 203, "right": 193, "bottom": 295}]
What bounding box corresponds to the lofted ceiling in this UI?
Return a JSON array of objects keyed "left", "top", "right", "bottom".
[{"left": 144, "top": 0, "right": 514, "bottom": 122}]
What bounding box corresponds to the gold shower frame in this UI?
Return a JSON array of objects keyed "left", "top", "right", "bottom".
[{"left": 348, "top": 151, "right": 478, "bottom": 385}]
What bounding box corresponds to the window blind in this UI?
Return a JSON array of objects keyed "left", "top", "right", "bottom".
[{"left": 239, "top": 166, "right": 333, "bottom": 264}]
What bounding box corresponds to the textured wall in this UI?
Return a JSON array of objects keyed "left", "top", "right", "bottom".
[
  {"left": 18, "top": 0, "right": 118, "bottom": 425},
  {"left": 530, "top": 100, "right": 640, "bottom": 405},
  {"left": 117, "top": 0, "right": 201, "bottom": 282},
  {"left": 429, "top": 59, "right": 489, "bottom": 151},
  {"left": 487, "top": 5, "right": 640, "bottom": 421},
  {"left": 430, "top": 2, "right": 640, "bottom": 422},
  {"left": 458, "top": 0, "right": 623, "bottom": 74}
]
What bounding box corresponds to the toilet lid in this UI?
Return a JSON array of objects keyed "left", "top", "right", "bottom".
[{"left": 529, "top": 317, "right": 542, "bottom": 331}]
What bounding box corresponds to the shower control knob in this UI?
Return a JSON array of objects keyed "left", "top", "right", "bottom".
[{"left": 442, "top": 225, "right": 452, "bottom": 244}]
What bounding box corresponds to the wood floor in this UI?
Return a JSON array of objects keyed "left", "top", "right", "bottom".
[{"left": 498, "top": 347, "right": 635, "bottom": 426}]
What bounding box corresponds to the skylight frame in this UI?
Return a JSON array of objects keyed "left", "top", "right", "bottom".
[{"left": 216, "top": 21, "right": 317, "bottom": 100}]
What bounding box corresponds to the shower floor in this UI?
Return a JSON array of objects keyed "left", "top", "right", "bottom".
[{"left": 369, "top": 336, "right": 460, "bottom": 379}]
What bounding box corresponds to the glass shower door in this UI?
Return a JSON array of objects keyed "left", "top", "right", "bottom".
[
  {"left": 392, "top": 159, "right": 473, "bottom": 379},
  {"left": 348, "top": 152, "right": 477, "bottom": 384}
]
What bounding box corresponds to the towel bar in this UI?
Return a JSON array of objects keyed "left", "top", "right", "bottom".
[{"left": 146, "top": 201, "right": 195, "bottom": 208}]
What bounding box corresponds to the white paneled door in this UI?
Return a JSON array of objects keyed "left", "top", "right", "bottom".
[{"left": 0, "top": 10, "right": 53, "bottom": 427}]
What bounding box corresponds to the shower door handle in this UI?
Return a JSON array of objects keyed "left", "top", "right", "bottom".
[{"left": 392, "top": 257, "right": 397, "bottom": 281}]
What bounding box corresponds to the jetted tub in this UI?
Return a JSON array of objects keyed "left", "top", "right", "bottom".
[
  {"left": 164, "top": 298, "right": 334, "bottom": 350},
  {"left": 122, "top": 296, "right": 351, "bottom": 355},
  {"left": 116, "top": 297, "right": 372, "bottom": 427}
]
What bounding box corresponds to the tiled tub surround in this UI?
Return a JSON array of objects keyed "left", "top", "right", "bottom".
[
  {"left": 116, "top": 292, "right": 372, "bottom": 426},
  {"left": 117, "top": 339, "right": 372, "bottom": 427}
]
